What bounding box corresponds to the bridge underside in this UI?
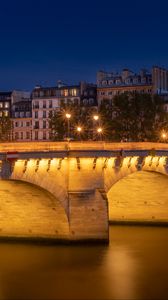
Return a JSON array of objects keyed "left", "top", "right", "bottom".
[
  {"left": 107, "top": 171, "right": 168, "bottom": 224},
  {"left": 0, "top": 180, "right": 69, "bottom": 241}
]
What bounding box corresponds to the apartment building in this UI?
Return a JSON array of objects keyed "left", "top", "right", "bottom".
[
  {"left": 0, "top": 90, "right": 31, "bottom": 141},
  {"left": 97, "top": 66, "right": 168, "bottom": 105},
  {"left": 12, "top": 98, "right": 32, "bottom": 141},
  {"left": 31, "top": 82, "right": 81, "bottom": 140}
]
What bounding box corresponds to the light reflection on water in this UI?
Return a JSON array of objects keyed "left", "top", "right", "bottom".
[{"left": 0, "top": 226, "right": 168, "bottom": 299}]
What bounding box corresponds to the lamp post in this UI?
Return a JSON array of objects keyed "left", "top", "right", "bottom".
[
  {"left": 161, "top": 132, "right": 167, "bottom": 142},
  {"left": 77, "top": 126, "right": 82, "bottom": 141},
  {"left": 97, "top": 127, "right": 103, "bottom": 141},
  {"left": 93, "top": 115, "right": 99, "bottom": 140},
  {"left": 65, "top": 113, "right": 71, "bottom": 141},
  {"left": 93, "top": 115, "right": 99, "bottom": 121}
]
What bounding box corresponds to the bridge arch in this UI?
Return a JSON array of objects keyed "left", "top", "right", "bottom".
[
  {"left": 107, "top": 170, "right": 168, "bottom": 223},
  {"left": 104, "top": 155, "right": 168, "bottom": 194},
  {"left": 11, "top": 158, "right": 69, "bottom": 215},
  {"left": 0, "top": 179, "right": 69, "bottom": 240}
]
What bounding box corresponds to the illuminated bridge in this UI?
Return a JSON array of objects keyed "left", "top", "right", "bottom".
[{"left": 0, "top": 141, "right": 168, "bottom": 243}]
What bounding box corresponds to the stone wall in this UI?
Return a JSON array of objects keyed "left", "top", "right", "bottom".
[{"left": 0, "top": 180, "right": 69, "bottom": 240}]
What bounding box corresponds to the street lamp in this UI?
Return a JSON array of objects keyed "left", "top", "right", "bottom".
[
  {"left": 77, "top": 126, "right": 82, "bottom": 132},
  {"left": 93, "top": 115, "right": 99, "bottom": 121},
  {"left": 161, "top": 132, "right": 167, "bottom": 142},
  {"left": 93, "top": 115, "right": 99, "bottom": 139},
  {"left": 77, "top": 126, "right": 82, "bottom": 141},
  {"left": 97, "top": 127, "right": 103, "bottom": 141},
  {"left": 65, "top": 113, "right": 71, "bottom": 141}
]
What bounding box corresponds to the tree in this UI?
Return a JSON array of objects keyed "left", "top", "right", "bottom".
[
  {"left": 49, "top": 102, "right": 98, "bottom": 141},
  {"left": 0, "top": 113, "right": 12, "bottom": 141},
  {"left": 98, "top": 98, "right": 113, "bottom": 140},
  {"left": 112, "top": 92, "right": 166, "bottom": 142}
]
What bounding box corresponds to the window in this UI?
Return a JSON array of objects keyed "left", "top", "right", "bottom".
[
  {"left": 34, "top": 101, "right": 39, "bottom": 109},
  {"left": 43, "top": 101, "right": 46, "bottom": 108},
  {"left": 26, "top": 132, "right": 30, "bottom": 139},
  {"left": 43, "top": 132, "right": 46, "bottom": 140},
  {"left": 89, "top": 98, "right": 94, "bottom": 105},
  {"left": 21, "top": 132, "right": 23, "bottom": 140},
  {"left": 4, "top": 111, "right": 9, "bottom": 117},
  {"left": 43, "top": 120, "right": 46, "bottom": 128},
  {"left": 4, "top": 102, "right": 9, "bottom": 108},
  {"left": 43, "top": 111, "right": 46, "bottom": 118},
  {"left": 83, "top": 99, "right": 88, "bottom": 105},
  {"left": 49, "top": 100, "right": 52, "bottom": 108},
  {"left": 26, "top": 122, "right": 30, "bottom": 127},
  {"left": 34, "top": 121, "right": 39, "bottom": 129},
  {"left": 71, "top": 89, "right": 77, "bottom": 96},
  {"left": 35, "top": 111, "right": 38, "bottom": 119},
  {"left": 74, "top": 98, "right": 78, "bottom": 105},
  {"left": 35, "top": 131, "right": 38, "bottom": 140},
  {"left": 64, "top": 89, "right": 68, "bottom": 96},
  {"left": 0, "top": 102, "right": 3, "bottom": 108},
  {"left": 15, "top": 132, "right": 19, "bottom": 140}
]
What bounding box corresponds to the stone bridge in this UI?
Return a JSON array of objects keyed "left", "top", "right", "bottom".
[{"left": 0, "top": 141, "right": 168, "bottom": 243}]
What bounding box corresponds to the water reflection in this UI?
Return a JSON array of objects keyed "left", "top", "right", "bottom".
[{"left": 0, "top": 226, "right": 168, "bottom": 299}]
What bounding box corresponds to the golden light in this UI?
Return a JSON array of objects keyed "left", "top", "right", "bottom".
[
  {"left": 93, "top": 115, "right": 99, "bottom": 121},
  {"left": 77, "top": 126, "right": 82, "bottom": 132},
  {"left": 162, "top": 132, "right": 167, "bottom": 139},
  {"left": 65, "top": 113, "right": 71, "bottom": 119},
  {"left": 97, "top": 127, "right": 102, "bottom": 133}
]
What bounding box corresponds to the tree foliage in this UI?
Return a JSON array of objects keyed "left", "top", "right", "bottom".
[
  {"left": 49, "top": 101, "right": 98, "bottom": 141},
  {"left": 111, "top": 93, "right": 166, "bottom": 141},
  {"left": 0, "top": 114, "right": 12, "bottom": 141},
  {"left": 48, "top": 93, "right": 167, "bottom": 142}
]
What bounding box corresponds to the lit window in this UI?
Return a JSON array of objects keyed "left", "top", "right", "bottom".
[
  {"left": 0, "top": 103, "right": 3, "bottom": 108},
  {"left": 64, "top": 89, "right": 68, "bottom": 96},
  {"left": 4, "top": 111, "right": 8, "bottom": 117},
  {"left": 61, "top": 89, "right": 68, "bottom": 97},
  {"left": 71, "top": 89, "right": 77, "bottom": 96},
  {"left": 4, "top": 102, "right": 9, "bottom": 108}
]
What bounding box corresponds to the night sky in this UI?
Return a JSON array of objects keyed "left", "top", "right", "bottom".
[{"left": 0, "top": 0, "right": 168, "bottom": 91}]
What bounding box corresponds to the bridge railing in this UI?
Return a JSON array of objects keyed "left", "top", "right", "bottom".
[{"left": 0, "top": 141, "right": 168, "bottom": 153}]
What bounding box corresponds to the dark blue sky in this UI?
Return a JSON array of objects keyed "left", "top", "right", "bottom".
[{"left": 0, "top": 0, "right": 168, "bottom": 90}]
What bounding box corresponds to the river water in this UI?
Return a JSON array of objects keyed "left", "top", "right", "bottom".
[{"left": 0, "top": 225, "right": 168, "bottom": 300}]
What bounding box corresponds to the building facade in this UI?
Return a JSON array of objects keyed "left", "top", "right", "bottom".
[
  {"left": 31, "top": 83, "right": 81, "bottom": 140},
  {"left": 0, "top": 90, "right": 31, "bottom": 141},
  {"left": 97, "top": 66, "right": 168, "bottom": 105},
  {"left": 12, "top": 98, "right": 32, "bottom": 141}
]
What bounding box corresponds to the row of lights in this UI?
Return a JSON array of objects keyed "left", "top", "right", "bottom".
[{"left": 65, "top": 113, "right": 103, "bottom": 137}]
